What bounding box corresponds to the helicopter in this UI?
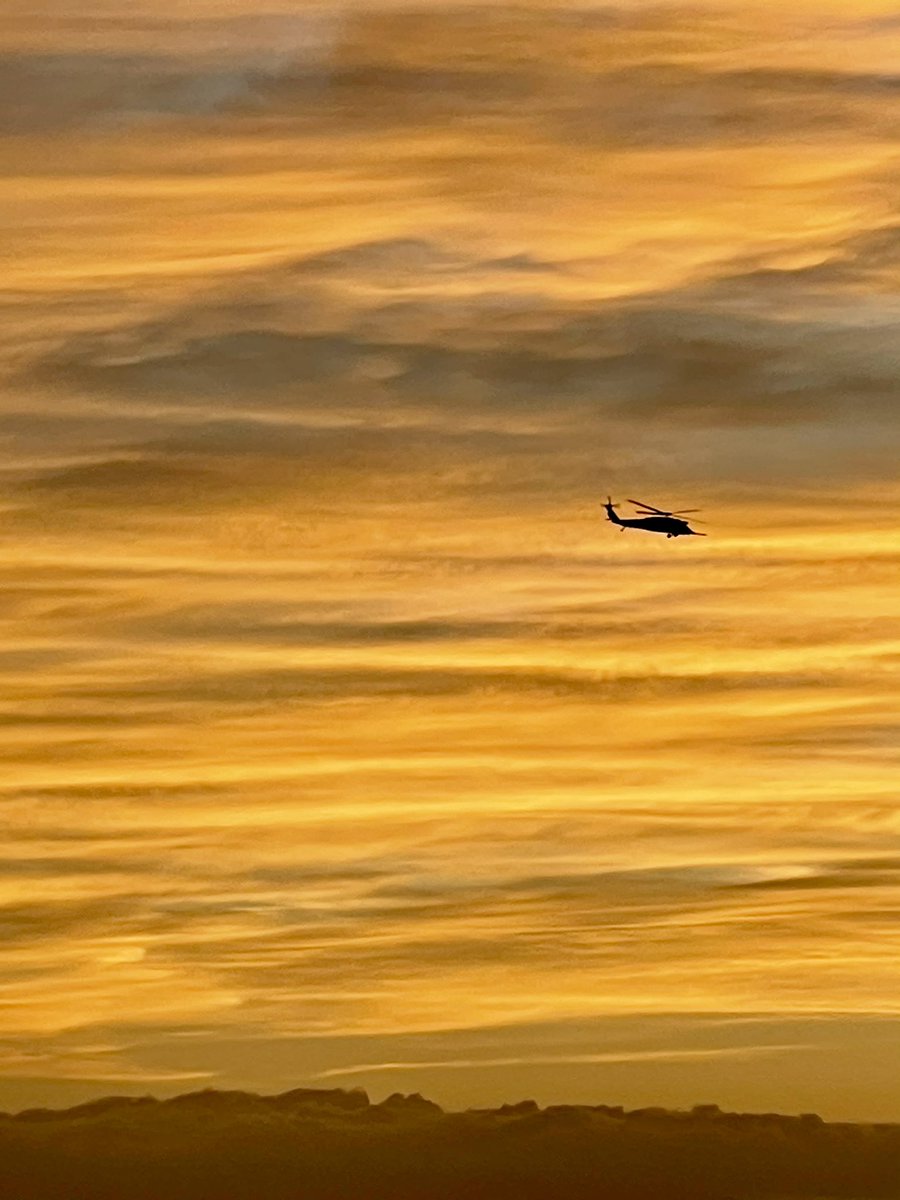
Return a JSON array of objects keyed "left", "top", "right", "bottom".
[{"left": 604, "top": 497, "right": 706, "bottom": 538}]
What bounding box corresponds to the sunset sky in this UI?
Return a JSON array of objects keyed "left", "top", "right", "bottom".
[{"left": 2, "top": 0, "right": 900, "bottom": 1120}]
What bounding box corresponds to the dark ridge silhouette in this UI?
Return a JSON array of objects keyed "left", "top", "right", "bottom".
[{"left": 0, "top": 1086, "right": 898, "bottom": 1199}]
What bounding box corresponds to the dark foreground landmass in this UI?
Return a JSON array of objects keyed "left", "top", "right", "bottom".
[{"left": 1, "top": 1086, "right": 899, "bottom": 1200}]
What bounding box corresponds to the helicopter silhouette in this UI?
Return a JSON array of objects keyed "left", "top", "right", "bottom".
[{"left": 604, "top": 497, "right": 706, "bottom": 538}]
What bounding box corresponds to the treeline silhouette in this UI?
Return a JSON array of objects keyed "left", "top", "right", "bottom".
[{"left": 1, "top": 1086, "right": 898, "bottom": 1200}]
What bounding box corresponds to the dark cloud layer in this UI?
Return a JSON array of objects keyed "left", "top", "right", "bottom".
[
  {"left": 13, "top": 215, "right": 900, "bottom": 527},
  {"left": 52, "top": 664, "right": 840, "bottom": 709},
  {"left": 25, "top": 279, "right": 900, "bottom": 430},
  {"left": 10, "top": 6, "right": 900, "bottom": 149}
]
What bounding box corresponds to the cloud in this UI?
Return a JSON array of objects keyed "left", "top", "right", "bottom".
[
  {"left": 291, "top": 238, "right": 562, "bottom": 281},
  {"left": 17, "top": 234, "right": 900, "bottom": 501},
  {"left": 0, "top": 12, "right": 340, "bottom": 132},
  {"left": 24, "top": 330, "right": 371, "bottom": 404},
  {"left": 0, "top": 897, "right": 141, "bottom": 947},
  {"left": 20, "top": 458, "right": 251, "bottom": 510},
  {"left": 315, "top": 1042, "right": 809, "bottom": 1079},
  {"left": 0, "top": 53, "right": 267, "bottom": 133},
  {"left": 553, "top": 63, "right": 900, "bottom": 150},
  {"left": 127, "top": 608, "right": 529, "bottom": 647},
  {"left": 50, "top": 664, "right": 840, "bottom": 710},
  {"left": 372, "top": 863, "right": 774, "bottom": 903},
  {"left": 15, "top": 6, "right": 894, "bottom": 151},
  {"left": 726, "top": 855, "right": 900, "bottom": 892},
  {"left": 0, "top": 856, "right": 157, "bottom": 879}
]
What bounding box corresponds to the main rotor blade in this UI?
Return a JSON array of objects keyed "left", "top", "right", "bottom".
[
  {"left": 628, "top": 499, "right": 669, "bottom": 515},
  {"left": 634, "top": 508, "right": 707, "bottom": 524}
]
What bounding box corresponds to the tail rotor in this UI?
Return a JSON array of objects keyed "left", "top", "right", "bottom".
[{"left": 604, "top": 496, "right": 625, "bottom": 528}]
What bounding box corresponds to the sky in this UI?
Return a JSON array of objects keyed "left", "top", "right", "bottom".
[{"left": 1, "top": 0, "right": 900, "bottom": 1121}]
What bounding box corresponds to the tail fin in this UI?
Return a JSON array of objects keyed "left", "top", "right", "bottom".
[{"left": 604, "top": 496, "right": 624, "bottom": 526}]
